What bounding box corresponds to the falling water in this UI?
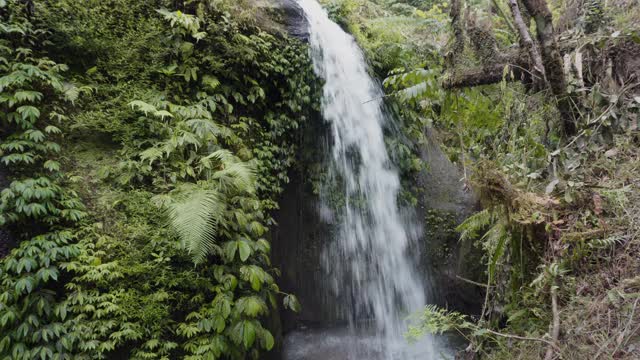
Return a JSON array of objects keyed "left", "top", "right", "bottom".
[{"left": 286, "top": 0, "right": 438, "bottom": 359}]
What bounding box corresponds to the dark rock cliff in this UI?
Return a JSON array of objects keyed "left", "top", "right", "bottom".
[
  {"left": 271, "top": 115, "right": 335, "bottom": 333},
  {"left": 414, "top": 130, "right": 484, "bottom": 315},
  {"left": 256, "top": 0, "right": 309, "bottom": 40}
]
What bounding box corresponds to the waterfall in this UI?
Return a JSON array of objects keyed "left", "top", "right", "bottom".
[{"left": 288, "top": 0, "right": 439, "bottom": 359}]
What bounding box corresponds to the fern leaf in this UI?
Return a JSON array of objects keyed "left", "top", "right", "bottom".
[
  {"left": 456, "top": 209, "right": 494, "bottom": 242},
  {"left": 482, "top": 222, "right": 509, "bottom": 283},
  {"left": 201, "top": 150, "right": 256, "bottom": 193},
  {"left": 589, "top": 236, "right": 623, "bottom": 249},
  {"left": 129, "top": 100, "right": 157, "bottom": 116},
  {"left": 163, "top": 186, "right": 224, "bottom": 264},
  {"left": 139, "top": 147, "right": 164, "bottom": 165}
]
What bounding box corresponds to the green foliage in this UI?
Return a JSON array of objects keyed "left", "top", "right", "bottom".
[
  {"left": 320, "top": 0, "right": 448, "bottom": 75},
  {"left": 1, "top": 0, "right": 312, "bottom": 358},
  {"left": 160, "top": 185, "right": 225, "bottom": 265},
  {"left": 456, "top": 209, "right": 494, "bottom": 242},
  {"left": 0, "top": 2, "right": 88, "bottom": 358},
  {"left": 406, "top": 304, "right": 472, "bottom": 340}
]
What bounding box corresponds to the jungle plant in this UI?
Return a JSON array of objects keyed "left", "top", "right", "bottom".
[
  {"left": 0, "top": 1, "right": 89, "bottom": 358},
  {"left": 0, "top": 2, "right": 310, "bottom": 359}
]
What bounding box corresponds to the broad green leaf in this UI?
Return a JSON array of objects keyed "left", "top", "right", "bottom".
[
  {"left": 238, "top": 241, "right": 251, "bottom": 262},
  {"left": 283, "top": 294, "right": 301, "bottom": 313},
  {"left": 14, "top": 90, "right": 42, "bottom": 103},
  {"left": 236, "top": 296, "right": 267, "bottom": 317},
  {"left": 225, "top": 241, "right": 238, "bottom": 262},
  {"left": 262, "top": 329, "right": 274, "bottom": 350},
  {"left": 43, "top": 160, "right": 60, "bottom": 172},
  {"left": 231, "top": 320, "right": 256, "bottom": 349}
]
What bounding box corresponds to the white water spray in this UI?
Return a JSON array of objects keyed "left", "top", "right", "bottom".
[{"left": 293, "top": 0, "right": 438, "bottom": 358}]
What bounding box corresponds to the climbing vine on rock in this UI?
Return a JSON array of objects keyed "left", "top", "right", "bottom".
[
  {"left": 1, "top": 0, "right": 313, "bottom": 359},
  {"left": 0, "top": 2, "right": 88, "bottom": 358}
]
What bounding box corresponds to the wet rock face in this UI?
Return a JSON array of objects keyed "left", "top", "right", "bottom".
[
  {"left": 414, "top": 130, "right": 484, "bottom": 315},
  {"left": 271, "top": 117, "right": 336, "bottom": 332},
  {"left": 275, "top": 0, "right": 309, "bottom": 39},
  {"left": 256, "top": 0, "right": 309, "bottom": 40}
]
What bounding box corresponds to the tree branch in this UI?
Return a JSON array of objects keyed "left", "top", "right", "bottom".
[
  {"left": 508, "top": 0, "right": 546, "bottom": 82},
  {"left": 490, "top": 0, "right": 518, "bottom": 35},
  {"left": 456, "top": 275, "right": 491, "bottom": 288},
  {"left": 443, "top": 59, "right": 528, "bottom": 89},
  {"left": 521, "top": 0, "right": 576, "bottom": 135},
  {"left": 544, "top": 281, "right": 561, "bottom": 360},
  {"left": 486, "top": 328, "right": 560, "bottom": 350}
]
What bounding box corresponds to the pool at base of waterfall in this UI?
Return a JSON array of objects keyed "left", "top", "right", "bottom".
[{"left": 283, "top": 326, "right": 461, "bottom": 360}]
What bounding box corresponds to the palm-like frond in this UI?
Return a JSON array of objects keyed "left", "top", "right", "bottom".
[
  {"left": 159, "top": 150, "right": 256, "bottom": 264},
  {"left": 213, "top": 161, "right": 255, "bottom": 194},
  {"left": 383, "top": 68, "right": 439, "bottom": 105},
  {"left": 456, "top": 208, "right": 495, "bottom": 242},
  {"left": 186, "top": 118, "right": 223, "bottom": 137},
  {"left": 482, "top": 221, "right": 510, "bottom": 283},
  {"left": 201, "top": 150, "right": 256, "bottom": 193},
  {"left": 163, "top": 185, "right": 224, "bottom": 264}
]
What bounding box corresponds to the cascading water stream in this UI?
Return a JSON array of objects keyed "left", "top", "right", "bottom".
[{"left": 284, "top": 1, "right": 440, "bottom": 359}]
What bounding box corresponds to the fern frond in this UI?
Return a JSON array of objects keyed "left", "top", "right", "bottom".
[
  {"left": 396, "top": 82, "right": 429, "bottom": 102},
  {"left": 406, "top": 304, "right": 471, "bottom": 341},
  {"left": 213, "top": 161, "right": 256, "bottom": 194},
  {"left": 383, "top": 68, "right": 439, "bottom": 104},
  {"left": 163, "top": 185, "right": 224, "bottom": 264},
  {"left": 201, "top": 150, "right": 256, "bottom": 193},
  {"left": 185, "top": 118, "right": 224, "bottom": 138},
  {"left": 139, "top": 147, "right": 164, "bottom": 165},
  {"left": 482, "top": 222, "right": 510, "bottom": 282},
  {"left": 589, "top": 236, "right": 624, "bottom": 249},
  {"left": 456, "top": 209, "right": 495, "bottom": 242},
  {"left": 129, "top": 100, "right": 157, "bottom": 116}
]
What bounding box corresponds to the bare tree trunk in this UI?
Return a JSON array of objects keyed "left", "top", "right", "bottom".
[
  {"left": 445, "top": 0, "right": 577, "bottom": 137},
  {"left": 520, "top": 0, "right": 576, "bottom": 135},
  {"left": 447, "top": 0, "right": 466, "bottom": 70},
  {"left": 508, "top": 0, "right": 546, "bottom": 82}
]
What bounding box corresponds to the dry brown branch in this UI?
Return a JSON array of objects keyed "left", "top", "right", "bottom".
[
  {"left": 456, "top": 275, "right": 491, "bottom": 288},
  {"left": 544, "top": 280, "right": 561, "bottom": 360},
  {"left": 485, "top": 328, "right": 560, "bottom": 350}
]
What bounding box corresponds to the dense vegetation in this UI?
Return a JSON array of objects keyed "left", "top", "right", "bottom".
[
  {"left": 0, "top": 0, "right": 312, "bottom": 358},
  {"left": 1, "top": 0, "right": 639, "bottom": 359},
  {"left": 321, "top": 0, "right": 639, "bottom": 358}
]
